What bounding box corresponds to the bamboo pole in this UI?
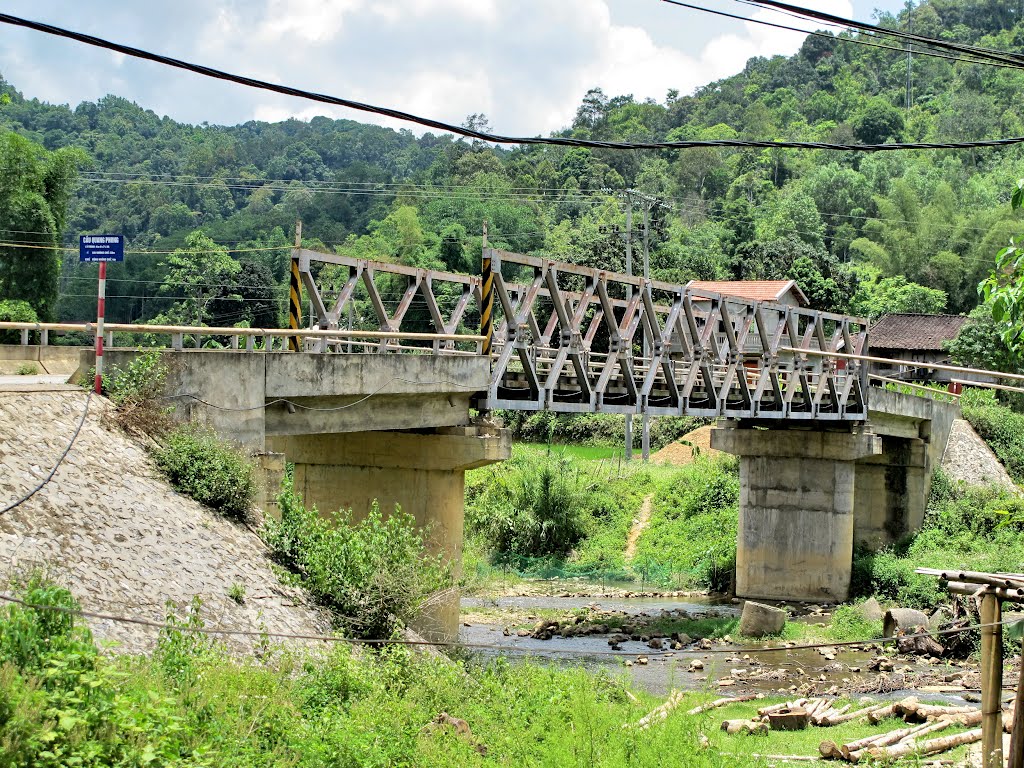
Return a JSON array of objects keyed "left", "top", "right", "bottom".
[
  {"left": 981, "top": 593, "right": 1004, "bottom": 768},
  {"left": 943, "top": 581, "right": 1024, "bottom": 601},
  {"left": 917, "top": 568, "right": 1024, "bottom": 589},
  {"left": 1010, "top": 644, "right": 1024, "bottom": 768}
]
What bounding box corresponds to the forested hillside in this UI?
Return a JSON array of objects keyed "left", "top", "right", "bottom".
[{"left": 2, "top": 0, "right": 1024, "bottom": 332}]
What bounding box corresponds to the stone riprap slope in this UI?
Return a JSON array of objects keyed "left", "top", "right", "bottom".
[
  {"left": 941, "top": 418, "right": 1019, "bottom": 492},
  {"left": 0, "top": 387, "right": 329, "bottom": 654}
]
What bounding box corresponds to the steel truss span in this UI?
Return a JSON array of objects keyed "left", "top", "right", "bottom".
[{"left": 296, "top": 246, "right": 869, "bottom": 421}]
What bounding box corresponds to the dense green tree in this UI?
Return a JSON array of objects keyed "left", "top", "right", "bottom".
[
  {"left": 0, "top": 131, "right": 83, "bottom": 320},
  {"left": 157, "top": 230, "right": 240, "bottom": 326}
]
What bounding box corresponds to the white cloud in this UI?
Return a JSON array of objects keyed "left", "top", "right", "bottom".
[
  {"left": 0, "top": 0, "right": 865, "bottom": 136},
  {"left": 256, "top": 0, "right": 364, "bottom": 44}
]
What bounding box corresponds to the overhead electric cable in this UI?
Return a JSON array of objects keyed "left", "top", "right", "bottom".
[
  {"left": 0, "top": 592, "right": 1015, "bottom": 657},
  {"left": 740, "top": 0, "right": 1024, "bottom": 66},
  {"left": 0, "top": 392, "right": 92, "bottom": 516},
  {"left": 2, "top": 11, "right": 1024, "bottom": 152},
  {"left": 660, "top": 0, "right": 1023, "bottom": 69}
]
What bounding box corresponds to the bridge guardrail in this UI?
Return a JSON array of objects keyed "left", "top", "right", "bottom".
[
  {"left": 1, "top": 246, "right": 872, "bottom": 420},
  {"left": 0, "top": 321, "right": 484, "bottom": 354}
]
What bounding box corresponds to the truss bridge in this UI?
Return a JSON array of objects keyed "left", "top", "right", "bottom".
[{"left": 294, "top": 245, "right": 870, "bottom": 421}]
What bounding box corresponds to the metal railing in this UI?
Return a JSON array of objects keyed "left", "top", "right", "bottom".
[
  {"left": 0, "top": 321, "right": 484, "bottom": 354},
  {"left": 1, "top": 247, "right": 872, "bottom": 420}
]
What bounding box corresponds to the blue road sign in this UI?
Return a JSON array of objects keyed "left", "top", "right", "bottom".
[{"left": 79, "top": 235, "right": 124, "bottom": 262}]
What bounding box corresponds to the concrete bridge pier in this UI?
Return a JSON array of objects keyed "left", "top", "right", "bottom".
[
  {"left": 269, "top": 426, "right": 510, "bottom": 641},
  {"left": 712, "top": 424, "right": 882, "bottom": 603}
]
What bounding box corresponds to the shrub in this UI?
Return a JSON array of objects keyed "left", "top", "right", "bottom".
[
  {"left": 263, "top": 480, "right": 452, "bottom": 638},
  {"left": 467, "top": 448, "right": 618, "bottom": 557},
  {"left": 154, "top": 424, "right": 255, "bottom": 519},
  {"left": 827, "top": 603, "right": 883, "bottom": 642},
  {"left": 103, "top": 349, "right": 174, "bottom": 436},
  {"left": 15, "top": 363, "right": 36, "bottom": 375},
  {"left": 105, "top": 349, "right": 169, "bottom": 407},
  {"left": 0, "top": 299, "right": 37, "bottom": 344},
  {"left": 961, "top": 388, "right": 1024, "bottom": 483}
]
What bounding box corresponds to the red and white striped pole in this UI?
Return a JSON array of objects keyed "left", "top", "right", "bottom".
[{"left": 94, "top": 261, "right": 106, "bottom": 394}]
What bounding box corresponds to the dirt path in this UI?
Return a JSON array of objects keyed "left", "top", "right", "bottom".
[{"left": 624, "top": 493, "right": 654, "bottom": 561}]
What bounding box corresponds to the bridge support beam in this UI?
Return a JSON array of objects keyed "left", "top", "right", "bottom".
[
  {"left": 854, "top": 437, "right": 928, "bottom": 550},
  {"left": 269, "top": 426, "right": 510, "bottom": 642},
  {"left": 712, "top": 424, "right": 881, "bottom": 603}
]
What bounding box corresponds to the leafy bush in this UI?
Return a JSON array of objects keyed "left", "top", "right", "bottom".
[
  {"left": 104, "top": 349, "right": 170, "bottom": 408},
  {"left": 467, "top": 447, "right": 620, "bottom": 558},
  {"left": 14, "top": 363, "right": 36, "bottom": 375},
  {"left": 263, "top": 480, "right": 452, "bottom": 638},
  {"left": 0, "top": 299, "right": 37, "bottom": 344},
  {"left": 497, "top": 410, "right": 707, "bottom": 452},
  {"left": 154, "top": 424, "right": 255, "bottom": 519},
  {"left": 102, "top": 349, "right": 175, "bottom": 437},
  {"left": 827, "top": 603, "right": 882, "bottom": 642}
]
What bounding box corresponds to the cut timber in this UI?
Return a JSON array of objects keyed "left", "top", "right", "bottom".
[
  {"left": 896, "top": 700, "right": 978, "bottom": 723},
  {"left": 868, "top": 704, "right": 897, "bottom": 724},
  {"left": 844, "top": 722, "right": 943, "bottom": 763},
  {"left": 894, "top": 719, "right": 953, "bottom": 743},
  {"left": 819, "top": 740, "right": 843, "bottom": 760},
  {"left": 768, "top": 708, "right": 810, "bottom": 731},
  {"left": 812, "top": 704, "right": 851, "bottom": 726},
  {"left": 686, "top": 694, "right": 756, "bottom": 716},
  {"left": 625, "top": 689, "right": 683, "bottom": 730},
  {"left": 721, "top": 719, "right": 769, "bottom": 735},
  {"left": 867, "top": 726, "right": 981, "bottom": 762},
  {"left": 819, "top": 703, "right": 889, "bottom": 727}
]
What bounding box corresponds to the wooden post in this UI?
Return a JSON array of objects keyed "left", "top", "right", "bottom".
[
  {"left": 981, "top": 593, "right": 1004, "bottom": 768},
  {"left": 1010, "top": 641, "right": 1024, "bottom": 768}
]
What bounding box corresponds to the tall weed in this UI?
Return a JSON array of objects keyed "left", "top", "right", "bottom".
[{"left": 263, "top": 480, "right": 452, "bottom": 639}]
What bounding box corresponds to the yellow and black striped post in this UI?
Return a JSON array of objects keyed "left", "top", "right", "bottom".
[
  {"left": 288, "top": 221, "right": 302, "bottom": 352},
  {"left": 480, "top": 221, "right": 493, "bottom": 360}
]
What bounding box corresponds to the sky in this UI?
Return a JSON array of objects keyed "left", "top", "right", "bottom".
[{"left": 0, "top": 0, "right": 906, "bottom": 136}]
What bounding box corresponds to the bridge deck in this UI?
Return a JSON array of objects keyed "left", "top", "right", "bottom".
[{"left": 0, "top": 247, "right": 870, "bottom": 421}]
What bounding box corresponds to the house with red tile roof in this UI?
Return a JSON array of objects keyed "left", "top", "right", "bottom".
[
  {"left": 686, "top": 279, "right": 809, "bottom": 308},
  {"left": 868, "top": 313, "right": 968, "bottom": 384}
]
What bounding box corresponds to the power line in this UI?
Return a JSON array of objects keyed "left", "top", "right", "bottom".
[
  {"left": 0, "top": 392, "right": 92, "bottom": 517},
  {"left": 3, "top": 11, "right": 1024, "bottom": 153},
  {"left": 0, "top": 592, "right": 1015, "bottom": 657},
  {"left": 741, "top": 0, "right": 1024, "bottom": 67},
  {"left": 660, "top": 0, "right": 1024, "bottom": 69}
]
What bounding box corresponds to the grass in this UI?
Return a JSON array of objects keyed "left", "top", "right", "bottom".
[
  {"left": 521, "top": 442, "right": 621, "bottom": 460},
  {"left": 15, "top": 362, "right": 37, "bottom": 375}
]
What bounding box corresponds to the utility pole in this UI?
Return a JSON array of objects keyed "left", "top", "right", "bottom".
[
  {"left": 624, "top": 201, "right": 633, "bottom": 462},
  {"left": 614, "top": 188, "right": 661, "bottom": 462},
  {"left": 640, "top": 196, "right": 653, "bottom": 462}
]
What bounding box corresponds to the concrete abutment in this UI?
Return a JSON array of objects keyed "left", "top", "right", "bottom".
[{"left": 269, "top": 427, "right": 511, "bottom": 641}]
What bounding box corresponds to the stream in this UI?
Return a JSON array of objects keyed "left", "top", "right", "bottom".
[{"left": 458, "top": 595, "right": 974, "bottom": 701}]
